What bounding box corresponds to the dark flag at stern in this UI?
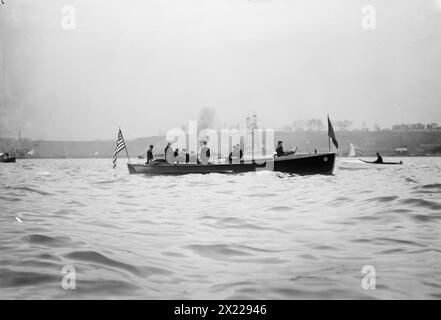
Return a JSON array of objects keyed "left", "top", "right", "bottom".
[{"left": 327, "top": 115, "right": 338, "bottom": 151}]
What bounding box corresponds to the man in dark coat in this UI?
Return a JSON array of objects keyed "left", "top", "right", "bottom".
[
  {"left": 164, "top": 143, "right": 172, "bottom": 162},
  {"left": 373, "top": 152, "right": 383, "bottom": 164},
  {"left": 146, "top": 145, "right": 154, "bottom": 164},
  {"left": 229, "top": 144, "right": 243, "bottom": 163},
  {"left": 276, "top": 141, "right": 285, "bottom": 157}
]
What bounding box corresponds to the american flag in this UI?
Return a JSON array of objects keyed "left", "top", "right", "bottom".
[{"left": 113, "top": 129, "right": 126, "bottom": 168}]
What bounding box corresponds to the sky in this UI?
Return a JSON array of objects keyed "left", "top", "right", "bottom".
[{"left": 1, "top": 0, "right": 441, "bottom": 140}]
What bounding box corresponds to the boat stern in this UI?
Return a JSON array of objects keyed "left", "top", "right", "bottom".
[
  {"left": 127, "top": 163, "right": 137, "bottom": 174},
  {"left": 274, "top": 152, "right": 335, "bottom": 175}
]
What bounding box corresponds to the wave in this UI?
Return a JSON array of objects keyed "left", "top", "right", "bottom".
[
  {"left": 4, "top": 186, "right": 53, "bottom": 196},
  {"left": 398, "top": 198, "right": 441, "bottom": 210},
  {"left": 265, "top": 206, "right": 292, "bottom": 211},
  {"left": 65, "top": 251, "right": 140, "bottom": 275},
  {"left": 373, "top": 237, "right": 427, "bottom": 248},
  {"left": 93, "top": 177, "right": 127, "bottom": 185},
  {"left": 24, "top": 234, "right": 71, "bottom": 248},
  {"left": 420, "top": 183, "right": 441, "bottom": 190},
  {"left": 64, "top": 251, "right": 171, "bottom": 277},
  {"left": 412, "top": 183, "right": 441, "bottom": 194},
  {"left": 207, "top": 217, "right": 281, "bottom": 231},
  {"left": 0, "top": 195, "right": 22, "bottom": 202},
  {"left": 365, "top": 196, "right": 398, "bottom": 203},
  {"left": 209, "top": 281, "right": 255, "bottom": 293},
  {"left": 36, "top": 253, "right": 63, "bottom": 262},
  {"left": 60, "top": 279, "right": 141, "bottom": 297},
  {"left": 246, "top": 192, "right": 279, "bottom": 197},
  {"left": 184, "top": 244, "right": 276, "bottom": 260},
  {"left": 411, "top": 213, "right": 441, "bottom": 222},
  {"left": 0, "top": 268, "right": 59, "bottom": 288},
  {"left": 185, "top": 244, "right": 252, "bottom": 259}
]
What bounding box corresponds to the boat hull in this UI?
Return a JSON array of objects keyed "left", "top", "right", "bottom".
[
  {"left": 339, "top": 159, "right": 403, "bottom": 170},
  {"left": 0, "top": 157, "right": 16, "bottom": 163},
  {"left": 359, "top": 159, "right": 402, "bottom": 165},
  {"left": 127, "top": 153, "right": 335, "bottom": 176}
]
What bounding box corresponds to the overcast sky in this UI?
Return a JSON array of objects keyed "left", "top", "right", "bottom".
[{"left": 1, "top": 0, "right": 441, "bottom": 140}]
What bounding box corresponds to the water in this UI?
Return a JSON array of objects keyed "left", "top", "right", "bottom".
[{"left": 0, "top": 157, "right": 440, "bottom": 299}]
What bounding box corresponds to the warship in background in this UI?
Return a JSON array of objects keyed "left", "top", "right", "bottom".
[
  {"left": 14, "top": 130, "right": 37, "bottom": 159},
  {"left": 0, "top": 130, "right": 36, "bottom": 159}
]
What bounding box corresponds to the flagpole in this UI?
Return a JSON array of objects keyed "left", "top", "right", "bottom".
[
  {"left": 120, "top": 127, "right": 131, "bottom": 164},
  {"left": 327, "top": 114, "right": 330, "bottom": 152}
]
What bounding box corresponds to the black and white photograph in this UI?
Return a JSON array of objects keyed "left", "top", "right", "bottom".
[{"left": 1, "top": 0, "right": 441, "bottom": 306}]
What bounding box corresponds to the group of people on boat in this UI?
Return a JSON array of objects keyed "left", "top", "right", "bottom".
[
  {"left": 145, "top": 140, "right": 299, "bottom": 165},
  {"left": 147, "top": 142, "right": 211, "bottom": 164}
]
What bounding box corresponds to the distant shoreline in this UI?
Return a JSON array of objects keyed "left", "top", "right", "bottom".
[{"left": 2, "top": 130, "right": 441, "bottom": 158}]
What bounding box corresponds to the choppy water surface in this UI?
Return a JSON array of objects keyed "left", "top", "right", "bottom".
[{"left": 0, "top": 157, "right": 440, "bottom": 299}]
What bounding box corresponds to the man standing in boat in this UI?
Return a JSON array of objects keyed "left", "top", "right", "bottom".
[
  {"left": 164, "top": 142, "right": 172, "bottom": 162},
  {"left": 146, "top": 145, "right": 154, "bottom": 164},
  {"left": 199, "top": 141, "right": 211, "bottom": 164},
  {"left": 229, "top": 144, "right": 243, "bottom": 163}
]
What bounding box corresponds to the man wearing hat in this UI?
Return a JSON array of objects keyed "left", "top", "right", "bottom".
[{"left": 146, "top": 145, "right": 154, "bottom": 164}]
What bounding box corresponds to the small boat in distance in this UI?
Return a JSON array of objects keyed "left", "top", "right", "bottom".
[
  {"left": 127, "top": 152, "right": 336, "bottom": 176},
  {"left": 359, "top": 159, "right": 403, "bottom": 165},
  {"left": 0, "top": 153, "right": 16, "bottom": 163},
  {"left": 339, "top": 158, "right": 403, "bottom": 170}
]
